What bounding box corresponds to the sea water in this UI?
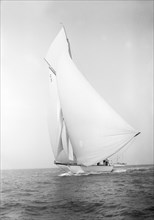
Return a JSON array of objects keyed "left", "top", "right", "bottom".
[{"left": 1, "top": 165, "right": 154, "bottom": 220}]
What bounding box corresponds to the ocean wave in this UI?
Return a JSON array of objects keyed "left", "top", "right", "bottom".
[
  {"left": 127, "top": 166, "right": 154, "bottom": 173},
  {"left": 113, "top": 169, "right": 127, "bottom": 173},
  {"left": 58, "top": 165, "right": 153, "bottom": 176},
  {"left": 59, "top": 171, "right": 88, "bottom": 176},
  {"left": 59, "top": 171, "right": 112, "bottom": 176},
  {"left": 1, "top": 167, "right": 154, "bottom": 220}
]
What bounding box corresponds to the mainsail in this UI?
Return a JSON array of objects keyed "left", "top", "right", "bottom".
[
  {"left": 46, "top": 28, "right": 70, "bottom": 72},
  {"left": 45, "top": 27, "right": 139, "bottom": 166}
]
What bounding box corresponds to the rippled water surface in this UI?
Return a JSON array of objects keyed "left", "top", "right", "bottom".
[{"left": 1, "top": 165, "right": 154, "bottom": 220}]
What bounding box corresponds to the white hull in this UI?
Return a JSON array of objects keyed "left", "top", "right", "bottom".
[
  {"left": 113, "top": 163, "right": 127, "bottom": 167},
  {"left": 56, "top": 164, "right": 113, "bottom": 174}
]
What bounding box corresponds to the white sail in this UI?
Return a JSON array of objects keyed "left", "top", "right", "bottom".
[
  {"left": 56, "top": 107, "right": 69, "bottom": 163},
  {"left": 46, "top": 27, "right": 73, "bottom": 163},
  {"left": 62, "top": 122, "right": 74, "bottom": 161},
  {"left": 47, "top": 72, "right": 70, "bottom": 163},
  {"left": 47, "top": 73, "right": 59, "bottom": 159},
  {"left": 56, "top": 50, "right": 138, "bottom": 166},
  {"left": 61, "top": 121, "right": 68, "bottom": 154},
  {"left": 68, "top": 139, "right": 74, "bottom": 161},
  {"left": 46, "top": 27, "right": 139, "bottom": 167},
  {"left": 46, "top": 28, "right": 69, "bottom": 72},
  {"left": 61, "top": 120, "right": 73, "bottom": 160}
]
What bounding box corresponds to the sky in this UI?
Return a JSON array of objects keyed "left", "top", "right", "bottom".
[{"left": 1, "top": 1, "right": 153, "bottom": 169}]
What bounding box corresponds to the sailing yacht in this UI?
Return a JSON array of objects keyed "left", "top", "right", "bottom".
[{"left": 45, "top": 27, "right": 140, "bottom": 174}]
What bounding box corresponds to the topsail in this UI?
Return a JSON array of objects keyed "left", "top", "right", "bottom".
[{"left": 45, "top": 27, "right": 139, "bottom": 166}]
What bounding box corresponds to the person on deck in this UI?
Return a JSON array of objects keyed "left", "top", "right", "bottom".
[{"left": 103, "top": 159, "right": 110, "bottom": 166}]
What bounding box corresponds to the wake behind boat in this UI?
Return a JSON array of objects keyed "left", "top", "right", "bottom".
[{"left": 45, "top": 26, "right": 140, "bottom": 174}]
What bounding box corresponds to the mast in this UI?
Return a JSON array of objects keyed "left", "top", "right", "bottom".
[
  {"left": 58, "top": 23, "right": 76, "bottom": 161},
  {"left": 45, "top": 24, "right": 72, "bottom": 75},
  {"left": 60, "top": 23, "right": 72, "bottom": 59},
  {"left": 44, "top": 58, "right": 56, "bottom": 75}
]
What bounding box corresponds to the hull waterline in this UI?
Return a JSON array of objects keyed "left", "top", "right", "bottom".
[
  {"left": 56, "top": 163, "right": 113, "bottom": 174},
  {"left": 113, "top": 163, "right": 127, "bottom": 168}
]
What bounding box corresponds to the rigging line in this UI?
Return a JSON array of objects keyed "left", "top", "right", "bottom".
[
  {"left": 60, "top": 23, "right": 72, "bottom": 59},
  {"left": 122, "top": 131, "right": 140, "bottom": 154},
  {"left": 107, "top": 135, "right": 135, "bottom": 160},
  {"left": 108, "top": 131, "right": 140, "bottom": 159},
  {"left": 122, "top": 137, "right": 136, "bottom": 153},
  {"left": 44, "top": 58, "right": 56, "bottom": 75},
  {"left": 103, "top": 132, "right": 137, "bottom": 137}
]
